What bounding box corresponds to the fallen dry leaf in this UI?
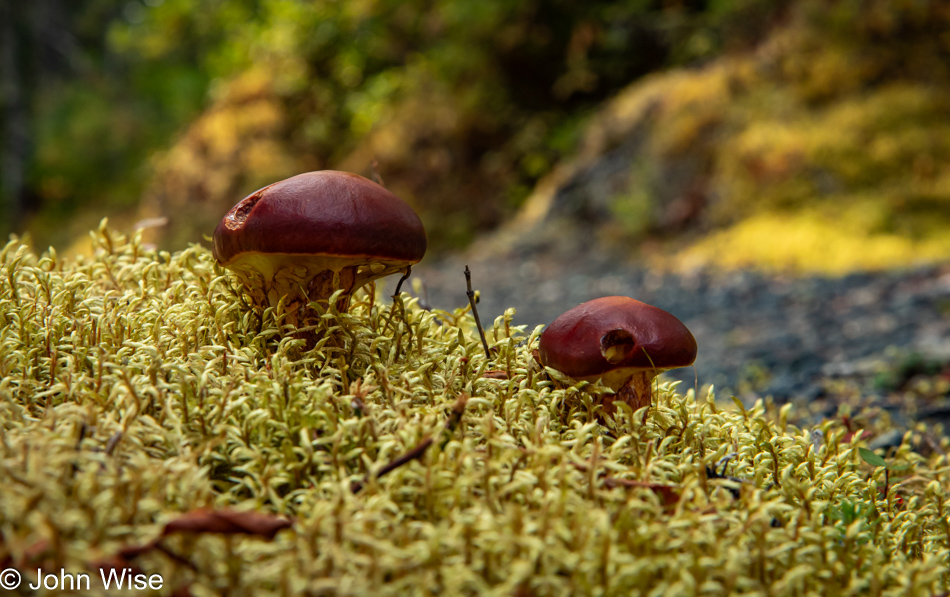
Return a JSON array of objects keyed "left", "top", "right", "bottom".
[{"left": 161, "top": 509, "right": 293, "bottom": 540}]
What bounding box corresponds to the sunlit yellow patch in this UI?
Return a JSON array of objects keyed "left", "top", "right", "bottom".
[{"left": 673, "top": 202, "right": 950, "bottom": 274}]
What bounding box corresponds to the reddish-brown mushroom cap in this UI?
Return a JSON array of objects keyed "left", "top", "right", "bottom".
[
  {"left": 212, "top": 170, "right": 426, "bottom": 307},
  {"left": 539, "top": 297, "right": 696, "bottom": 412}
]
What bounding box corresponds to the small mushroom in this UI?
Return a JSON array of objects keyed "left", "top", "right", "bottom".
[
  {"left": 539, "top": 296, "right": 696, "bottom": 414},
  {"left": 213, "top": 170, "right": 427, "bottom": 312}
]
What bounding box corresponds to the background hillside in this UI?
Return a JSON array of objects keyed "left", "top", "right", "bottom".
[{"left": 3, "top": 0, "right": 950, "bottom": 273}]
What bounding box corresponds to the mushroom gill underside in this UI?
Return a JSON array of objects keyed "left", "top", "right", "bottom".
[{"left": 224, "top": 252, "right": 410, "bottom": 310}]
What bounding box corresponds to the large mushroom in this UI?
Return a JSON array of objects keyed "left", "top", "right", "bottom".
[
  {"left": 539, "top": 296, "right": 697, "bottom": 413},
  {"left": 212, "top": 171, "right": 427, "bottom": 312}
]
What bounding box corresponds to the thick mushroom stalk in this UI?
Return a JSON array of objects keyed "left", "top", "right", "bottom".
[
  {"left": 539, "top": 296, "right": 697, "bottom": 416},
  {"left": 213, "top": 171, "right": 427, "bottom": 314}
]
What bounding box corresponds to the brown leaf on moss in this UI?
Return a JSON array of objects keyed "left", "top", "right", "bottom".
[{"left": 161, "top": 509, "right": 293, "bottom": 540}]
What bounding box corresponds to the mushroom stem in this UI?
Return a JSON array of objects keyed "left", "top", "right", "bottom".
[
  {"left": 616, "top": 371, "right": 657, "bottom": 413},
  {"left": 306, "top": 266, "right": 358, "bottom": 310}
]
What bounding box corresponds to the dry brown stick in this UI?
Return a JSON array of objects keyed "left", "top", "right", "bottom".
[
  {"left": 351, "top": 437, "right": 434, "bottom": 493},
  {"left": 569, "top": 455, "right": 681, "bottom": 501},
  {"left": 464, "top": 266, "right": 491, "bottom": 360},
  {"left": 376, "top": 438, "right": 434, "bottom": 480},
  {"left": 352, "top": 393, "right": 469, "bottom": 493},
  {"left": 393, "top": 266, "right": 412, "bottom": 297},
  {"left": 383, "top": 266, "right": 413, "bottom": 337}
]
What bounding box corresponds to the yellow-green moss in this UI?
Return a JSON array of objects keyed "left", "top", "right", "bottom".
[{"left": 3, "top": 224, "right": 950, "bottom": 595}]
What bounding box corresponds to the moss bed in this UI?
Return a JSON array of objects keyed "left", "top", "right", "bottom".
[{"left": 2, "top": 224, "right": 950, "bottom": 596}]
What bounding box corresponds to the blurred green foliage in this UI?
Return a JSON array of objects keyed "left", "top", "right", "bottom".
[{"left": 15, "top": 0, "right": 789, "bottom": 251}]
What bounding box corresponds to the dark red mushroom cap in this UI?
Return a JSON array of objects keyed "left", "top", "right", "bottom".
[
  {"left": 539, "top": 296, "right": 697, "bottom": 384},
  {"left": 213, "top": 170, "right": 426, "bottom": 266}
]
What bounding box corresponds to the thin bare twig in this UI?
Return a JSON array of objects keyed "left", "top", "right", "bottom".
[
  {"left": 374, "top": 438, "right": 435, "bottom": 481},
  {"left": 383, "top": 266, "right": 413, "bottom": 339},
  {"left": 464, "top": 266, "right": 491, "bottom": 360},
  {"left": 393, "top": 266, "right": 412, "bottom": 298},
  {"left": 352, "top": 393, "right": 469, "bottom": 493},
  {"left": 350, "top": 437, "right": 434, "bottom": 493}
]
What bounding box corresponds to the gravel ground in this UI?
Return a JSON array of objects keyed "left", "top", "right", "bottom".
[{"left": 405, "top": 242, "right": 950, "bottom": 412}]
